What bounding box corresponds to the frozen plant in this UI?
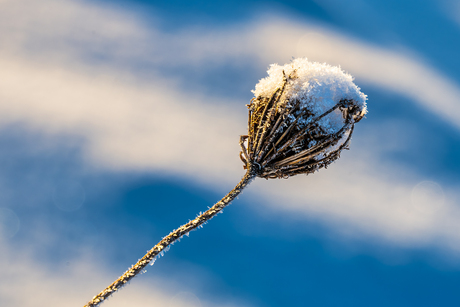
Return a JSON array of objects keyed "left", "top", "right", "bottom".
[{"left": 84, "top": 58, "right": 367, "bottom": 307}]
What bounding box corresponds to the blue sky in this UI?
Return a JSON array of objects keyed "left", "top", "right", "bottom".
[{"left": 1, "top": 0, "right": 460, "bottom": 306}]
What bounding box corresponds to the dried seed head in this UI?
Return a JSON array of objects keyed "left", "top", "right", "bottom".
[{"left": 240, "top": 58, "right": 367, "bottom": 179}]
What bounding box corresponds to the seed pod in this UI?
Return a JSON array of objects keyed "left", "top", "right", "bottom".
[{"left": 240, "top": 58, "right": 367, "bottom": 179}]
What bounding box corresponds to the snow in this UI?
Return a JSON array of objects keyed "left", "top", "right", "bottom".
[{"left": 252, "top": 58, "right": 367, "bottom": 133}]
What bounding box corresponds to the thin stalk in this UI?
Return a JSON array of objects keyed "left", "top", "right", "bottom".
[{"left": 83, "top": 166, "right": 258, "bottom": 307}]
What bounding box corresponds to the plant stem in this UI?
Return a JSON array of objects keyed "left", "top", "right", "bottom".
[{"left": 84, "top": 166, "right": 257, "bottom": 307}]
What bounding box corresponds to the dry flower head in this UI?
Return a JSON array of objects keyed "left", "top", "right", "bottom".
[{"left": 240, "top": 58, "right": 368, "bottom": 179}]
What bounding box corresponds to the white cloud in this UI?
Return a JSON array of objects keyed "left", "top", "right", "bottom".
[
  {"left": 252, "top": 150, "right": 460, "bottom": 250},
  {"left": 3, "top": 0, "right": 460, "bottom": 132},
  {"left": 440, "top": 0, "right": 460, "bottom": 27},
  {"left": 0, "top": 238, "right": 250, "bottom": 307},
  {"left": 0, "top": 54, "right": 244, "bottom": 182},
  {"left": 1, "top": 0, "right": 460, "bottom": 258}
]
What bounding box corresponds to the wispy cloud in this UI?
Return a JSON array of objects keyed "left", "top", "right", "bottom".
[
  {"left": 1, "top": 0, "right": 460, "bottom": 257},
  {"left": 0, "top": 238, "right": 250, "bottom": 307},
  {"left": 0, "top": 54, "right": 243, "bottom": 181},
  {"left": 252, "top": 144, "right": 460, "bottom": 251},
  {"left": 440, "top": 0, "right": 460, "bottom": 27},
  {"left": 3, "top": 0, "right": 460, "bottom": 129}
]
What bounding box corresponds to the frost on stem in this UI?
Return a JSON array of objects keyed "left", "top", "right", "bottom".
[
  {"left": 83, "top": 58, "right": 367, "bottom": 307},
  {"left": 240, "top": 58, "right": 367, "bottom": 179}
]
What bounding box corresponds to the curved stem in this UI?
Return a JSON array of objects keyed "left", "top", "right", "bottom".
[{"left": 84, "top": 167, "right": 258, "bottom": 307}]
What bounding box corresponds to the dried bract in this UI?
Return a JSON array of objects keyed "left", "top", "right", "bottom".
[{"left": 240, "top": 58, "right": 367, "bottom": 179}]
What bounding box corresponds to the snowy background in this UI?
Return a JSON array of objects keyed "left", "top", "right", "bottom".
[{"left": 1, "top": 0, "right": 460, "bottom": 306}]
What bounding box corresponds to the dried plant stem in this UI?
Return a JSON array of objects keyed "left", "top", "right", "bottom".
[{"left": 84, "top": 166, "right": 258, "bottom": 307}]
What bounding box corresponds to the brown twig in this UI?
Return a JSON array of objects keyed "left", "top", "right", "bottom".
[
  {"left": 83, "top": 166, "right": 258, "bottom": 307},
  {"left": 84, "top": 59, "right": 366, "bottom": 306}
]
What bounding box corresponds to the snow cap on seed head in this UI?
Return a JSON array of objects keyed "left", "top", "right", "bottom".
[
  {"left": 252, "top": 58, "right": 367, "bottom": 134},
  {"left": 241, "top": 58, "right": 367, "bottom": 179}
]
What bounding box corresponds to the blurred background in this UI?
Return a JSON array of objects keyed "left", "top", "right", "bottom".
[{"left": 1, "top": 0, "right": 460, "bottom": 306}]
